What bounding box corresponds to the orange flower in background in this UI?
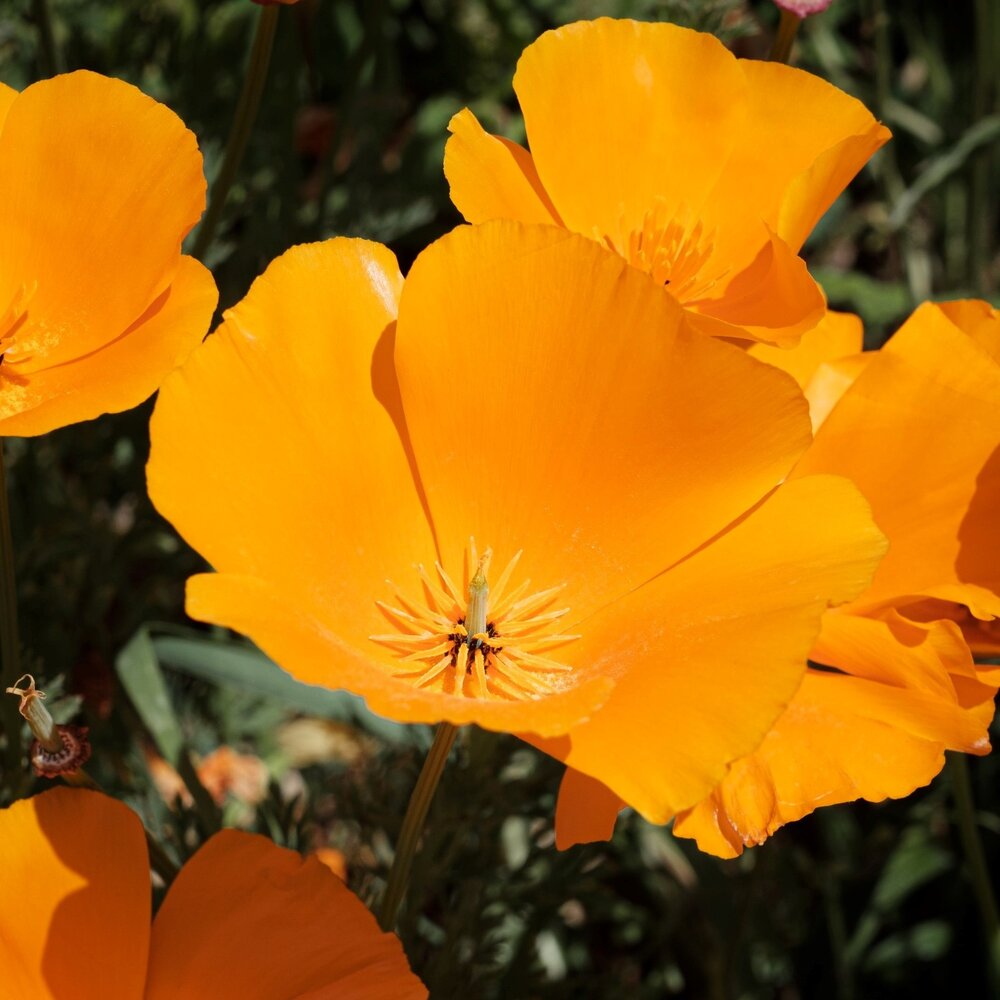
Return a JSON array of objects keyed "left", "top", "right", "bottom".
[
  {"left": 148, "top": 221, "right": 885, "bottom": 824},
  {"left": 445, "top": 18, "right": 889, "bottom": 345},
  {"left": 0, "top": 787, "right": 426, "bottom": 998},
  {"left": 557, "top": 302, "right": 1000, "bottom": 855},
  {"left": 0, "top": 71, "right": 216, "bottom": 436}
]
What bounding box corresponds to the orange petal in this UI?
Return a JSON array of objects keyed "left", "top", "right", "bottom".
[
  {"left": 0, "top": 256, "right": 216, "bottom": 436},
  {"left": 150, "top": 236, "right": 615, "bottom": 736},
  {"left": 554, "top": 767, "right": 624, "bottom": 850},
  {"left": 0, "top": 71, "right": 205, "bottom": 371},
  {"left": 529, "top": 474, "right": 886, "bottom": 823},
  {"left": 937, "top": 299, "right": 1000, "bottom": 361},
  {"left": 148, "top": 237, "right": 432, "bottom": 661},
  {"left": 814, "top": 611, "right": 995, "bottom": 749},
  {"left": 444, "top": 108, "right": 560, "bottom": 225},
  {"left": 0, "top": 787, "right": 150, "bottom": 998},
  {"left": 396, "top": 220, "right": 812, "bottom": 627},
  {"left": 513, "top": 19, "right": 747, "bottom": 243},
  {"left": 185, "top": 572, "right": 614, "bottom": 736},
  {"left": 797, "top": 301, "right": 1000, "bottom": 610},
  {"left": 687, "top": 229, "right": 826, "bottom": 345},
  {"left": 748, "top": 309, "right": 862, "bottom": 392},
  {"left": 726, "top": 60, "right": 890, "bottom": 253},
  {"left": 673, "top": 670, "right": 947, "bottom": 857},
  {"left": 804, "top": 354, "right": 872, "bottom": 432},
  {"left": 675, "top": 607, "right": 996, "bottom": 857},
  {"left": 146, "top": 829, "right": 426, "bottom": 999}
]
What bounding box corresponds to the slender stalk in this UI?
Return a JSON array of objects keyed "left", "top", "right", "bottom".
[
  {"left": 950, "top": 754, "right": 1000, "bottom": 991},
  {"left": 0, "top": 444, "right": 25, "bottom": 795},
  {"left": 769, "top": 9, "right": 801, "bottom": 64},
  {"left": 378, "top": 722, "right": 458, "bottom": 930},
  {"left": 191, "top": 4, "right": 280, "bottom": 260},
  {"left": 31, "top": 0, "right": 63, "bottom": 76},
  {"left": 970, "top": 0, "right": 996, "bottom": 295}
]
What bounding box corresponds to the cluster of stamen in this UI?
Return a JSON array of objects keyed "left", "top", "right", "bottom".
[
  {"left": 370, "top": 541, "right": 579, "bottom": 701},
  {"left": 602, "top": 199, "right": 728, "bottom": 303}
]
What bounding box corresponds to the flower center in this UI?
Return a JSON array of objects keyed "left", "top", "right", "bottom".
[
  {"left": 370, "top": 541, "right": 579, "bottom": 701},
  {"left": 602, "top": 199, "right": 727, "bottom": 303}
]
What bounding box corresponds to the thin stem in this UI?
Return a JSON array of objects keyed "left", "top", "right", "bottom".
[
  {"left": 0, "top": 444, "right": 25, "bottom": 795},
  {"left": 769, "top": 9, "right": 801, "bottom": 64},
  {"left": 970, "top": 0, "right": 997, "bottom": 295},
  {"left": 191, "top": 4, "right": 279, "bottom": 261},
  {"left": 31, "top": 0, "right": 63, "bottom": 76},
  {"left": 378, "top": 722, "right": 458, "bottom": 931},
  {"left": 950, "top": 754, "right": 1000, "bottom": 991}
]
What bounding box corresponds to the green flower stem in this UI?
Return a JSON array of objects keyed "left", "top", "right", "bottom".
[
  {"left": 32, "top": 0, "right": 63, "bottom": 76},
  {"left": 378, "top": 722, "right": 458, "bottom": 931},
  {"left": 191, "top": 4, "right": 280, "bottom": 261},
  {"left": 769, "top": 9, "right": 801, "bottom": 64},
  {"left": 0, "top": 444, "right": 25, "bottom": 796},
  {"left": 950, "top": 754, "right": 1000, "bottom": 991}
]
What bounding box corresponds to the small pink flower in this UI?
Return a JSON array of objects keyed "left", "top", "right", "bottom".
[{"left": 774, "top": 0, "right": 834, "bottom": 15}]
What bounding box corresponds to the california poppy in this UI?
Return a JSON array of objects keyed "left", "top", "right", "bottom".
[
  {"left": 444, "top": 18, "right": 889, "bottom": 345},
  {"left": 556, "top": 303, "right": 1000, "bottom": 854},
  {"left": 148, "top": 221, "right": 885, "bottom": 823},
  {"left": 0, "top": 71, "right": 216, "bottom": 436},
  {"left": 0, "top": 786, "right": 426, "bottom": 998}
]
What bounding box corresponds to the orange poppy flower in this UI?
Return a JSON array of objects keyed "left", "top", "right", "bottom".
[
  {"left": 0, "top": 72, "right": 216, "bottom": 437},
  {"left": 148, "top": 221, "right": 885, "bottom": 823},
  {"left": 556, "top": 303, "right": 1000, "bottom": 854},
  {"left": 444, "top": 18, "right": 889, "bottom": 346},
  {"left": 0, "top": 786, "right": 426, "bottom": 998}
]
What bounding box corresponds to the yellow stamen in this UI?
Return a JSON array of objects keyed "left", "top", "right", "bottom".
[{"left": 372, "top": 541, "right": 579, "bottom": 702}]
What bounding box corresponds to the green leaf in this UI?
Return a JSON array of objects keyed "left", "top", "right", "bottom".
[
  {"left": 115, "top": 627, "right": 222, "bottom": 832},
  {"left": 148, "top": 627, "right": 427, "bottom": 748}
]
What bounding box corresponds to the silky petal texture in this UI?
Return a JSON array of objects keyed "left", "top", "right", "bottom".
[
  {"left": 452, "top": 19, "right": 884, "bottom": 343},
  {"left": 152, "top": 241, "right": 499, "bottom": 727},
  {"left": 532, "top": 474, "right": 886, "bottom": 822},
  {"left": 444, "top": 108, "right": 560, "bottom": 226},
  {"left": 672, "top": 670, "right": 949, "bottom": 858},
  {"left": 939, "top": 299, "right": 1000, "bottom": 361},
  {"left": 796, "top": 301, "right": 1000, "bottom": 613},
  {"left": 145, "top": 830, "right": 426, "bottom": 1000},
  {"left": 555, "top": 767, "right": 624, "bottom": 850},
  {"left": 557, "top": 606, "right": 996, "bottom": 852},
  {"left": 397, "top": 221, "right": 812, "bottom": 631},
  {"left": 0, "top": 788, "right": 150, "bottom": 999},
  {"left": 748, "top": 310, "right": 862, "bottom": 392},
  {"left": 686, "top": 229, "right": 825, "bottom": 346},
  {"left": 184, "top": 572, "right": 614, "bottom": 736},
  {"left": 513, "top": 19, "right": 747, "bottom": 244},
  {"left": 0, "top": 71, "right": 205, "bottom": 372},
  {"left": 749, "top": 311, "right": 865, "bottom": 429},
  {"left": 149, "top": 238, "right": 611, "bottom": 734},
  {"left": 705, "top": 60, "right": 890, "bottom": 257},
  {"left": 0, "top": 256, "right": 216, "bottom": 436}
]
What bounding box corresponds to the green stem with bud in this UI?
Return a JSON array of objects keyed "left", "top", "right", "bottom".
[
  {"left": 378, "top": 721, "right": 458, "bottom": 930},
  {"left": 0, "top": 444, "right": 25, "bottom": 796},
  {"left": 769, "top": 8, "right": 802, "bottom": 64},
  {"left": 191, "top": 4, "right": 280, "bottom": 260},
  {"left": 950, "top": 754, "right": 1000, "bottom": 991}
]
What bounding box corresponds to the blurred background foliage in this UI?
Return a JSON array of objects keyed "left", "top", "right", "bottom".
[{"left": 1, "top": 0, "right": 998, "bottom": 997}]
